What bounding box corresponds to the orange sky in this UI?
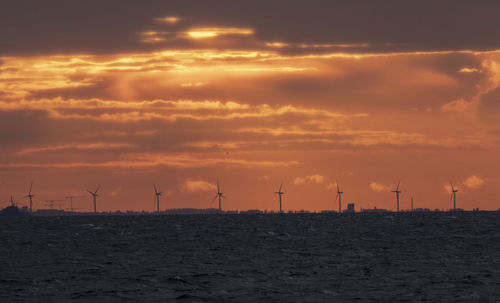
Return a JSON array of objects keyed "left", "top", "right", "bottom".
[{"left": 1, "top": 1, "right": 500, "bottom": 212}]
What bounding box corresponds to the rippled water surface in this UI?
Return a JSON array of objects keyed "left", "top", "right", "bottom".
[{"left": 1, "top": 212, "right": 500, "bottom": 302}]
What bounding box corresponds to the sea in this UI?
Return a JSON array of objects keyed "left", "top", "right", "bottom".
[{"left": 1, "top": 212, "right": 499, "bottom": 302}]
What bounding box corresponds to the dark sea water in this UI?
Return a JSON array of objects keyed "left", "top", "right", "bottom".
[{"left": 1, "top": 212, "right": 500, "bottom": 302}]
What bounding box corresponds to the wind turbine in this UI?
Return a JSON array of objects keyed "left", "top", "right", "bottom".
[
  {"left": 411, "top": 196, "right": 414, "bottom": 212},
  {"left": 274, "top": 182, "right": 285, "bottom": 213},
  {"left": 24, "top": 182, "right": 34, "bottom": 212},
  {"left": 154, "top": 184, "right": 162, "bottom": 213},
  {"left": 10, "top": 195, "right": 16, "bottom": 207},
  {"left": 391, "top": 180, "right": 401, "bottom": 212},
  {"left": 211, "top": 180, "right": 225, "bottom": 213},
  {"left": 335, "top": 182, "right": 343, "bottom": 213},
  {"left": 450, "top": 183, "right": 459, "bottom": 211},
  {"left": 87, "top": 186, "right": 100, "bottom": 214}
]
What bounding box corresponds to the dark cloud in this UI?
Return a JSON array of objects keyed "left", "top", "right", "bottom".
[
  {"left": 0, "top": 110, "right": 49, "bottom": 150},
  {"left": 1, "top": 0, "right": 500, "bottom": 55}
]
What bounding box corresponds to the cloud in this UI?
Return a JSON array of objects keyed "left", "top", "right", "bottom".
[
  {"left": 180, "top": 180, "right": 216, "bottom": 192},
  {"left": 185, "top": 27, "right": 254, "bottom": 39},
  {"left": 16, "top": 142, "right": 135, "bottom": 155},
  {"left": 154, "top": 16, "right": 180, "bottom": 24},
  {"left": 463, "top": 175, "right": 485, "bottom": 189},
  {"left": 441, "top": 98, "right": 477, "bottom": 113},
  {"left": 326, "top": 182, "right": 339, "bottom": 190},
  {"left": 369, "top": 182, "right": 391, "bottom": 192},
  {"left": 294, "top": 174, "right": 325, "bottom": 185},
  {"left": 458, "top": 67, "right": 479, "bottom": 73},
  {"left": 1, "top": 153, "right": 299, "bottom": 169}
]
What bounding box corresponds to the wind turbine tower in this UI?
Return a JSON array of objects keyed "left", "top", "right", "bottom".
[
  {"left": 87, "top": 186, "right": 100, "bottom": 214},
  {"left": 212, "top": 180, "right": 224, "bottom": 213},
  {"left": 411, "top": 196, "right": 414, "bottom": 212},
  {"left": 274, "top": 182, "right": 285, "bottom": 213},
  {"left": 25, "top": 182, "right": 34, "bottom": 212},
  {"left": 391, "top": 181, "right": 401, "bottom": 212},
  {"left": 450, "top": 183, "right": 459, "bottom": 211},
  {"left": 154, "top": 184, "right": 162, "bottom": 213},
  {"left": 336, "top": 183, "right": 344, "bottom": 213}
]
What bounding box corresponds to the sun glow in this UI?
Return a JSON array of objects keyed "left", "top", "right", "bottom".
[
  {"left": 186, "top": 27, "right": 254, "bottom": 39},
  {"left": 154, "top": 16, "right": 180, "bottom": 24}
]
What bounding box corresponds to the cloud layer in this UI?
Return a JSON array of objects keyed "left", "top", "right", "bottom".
[{"left": 1, "top": 2, "right": 500, "bottom": 211}]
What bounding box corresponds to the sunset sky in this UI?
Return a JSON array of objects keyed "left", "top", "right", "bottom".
[{"left": 1, "top": 1, "right": 500, "bottom": 212}]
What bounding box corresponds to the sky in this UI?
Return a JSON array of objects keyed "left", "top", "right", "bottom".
[{"left": 1, "top": 1, "right": 500, "bottom": 212}]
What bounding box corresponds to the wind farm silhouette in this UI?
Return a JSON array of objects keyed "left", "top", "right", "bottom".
[{"left": 0, "top": 178, "right": 486, "bottom": 216}]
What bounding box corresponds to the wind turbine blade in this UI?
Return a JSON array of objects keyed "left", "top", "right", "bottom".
[
  {"left": 95, "top": 185, "right": 101, "bottom": 194},
  {"left": 154, "top": 184, "right": 158, "bottom": 194},
  {"left": 396, "top": 180, "right": 400, "bottom": 191},
  {"left": 279, "top": 181, "right": 283, "bottom": 192},
  {"left": 335, "top": 193, "right": 339, "bottom": 202},
  {"left": 29, "top": 182, "right": 33, "bottom": 194},
  {"left": 87, "top": 190, "right": 93, "bottom": 195}
]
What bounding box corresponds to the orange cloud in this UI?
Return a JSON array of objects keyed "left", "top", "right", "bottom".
[
  {"left": 186, "top": 27, "right": 254, "bottom": 39},
  {"left": 1, "top": 153, "right": 299, "bottom": 169},
  {"left": 154, "top": 16, "right": 180, "bottom": 24},
  {"left": 294, "top": 174, "right": 325, "bottom": 185},
  {"left": 369, "top": 182, "right": 391, "bottom": 192},
  {"left": 17, "top": 142, "right": 135, "bottom": 155},
  {"left": 442, "top": 98, "right": 478, "bottom": 113},
  {"left": 459, "top": 67, "right": 480, "bottom": 73},
  {"left": 180, "top": 180, "right": 216, "bottom": 192},
  {"left": 463, "top": 175, "right": 485, "bottom": 189}
]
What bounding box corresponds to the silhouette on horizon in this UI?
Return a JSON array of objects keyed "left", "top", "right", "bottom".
[
  {"left": 154, "top": 184, "right": 162, "bottom": 213},
  {"left": 211, "top": 180, "right": 225, "bottom": 213},
  {"left": 87, "top": 186, "right": 101, "bottom": 214},
  {"left": 450, "top": 183, "right": 459, "bottom": 211},
  {"left": 274, "top": 182, "right": 285, "bottom": 213},
  {"left": 335, "top": 182, "right": 343, "bottom": 213},
  {"left": 392, "top": 180, "right": 401, "bottom": 212},
  {"left": 24, "top": 182, "right": 34, "bottom": 212}
]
